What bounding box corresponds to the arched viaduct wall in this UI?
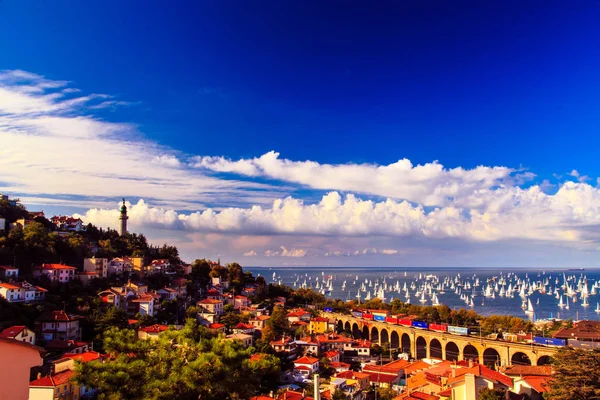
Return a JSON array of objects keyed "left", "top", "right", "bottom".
[{"left": 334, "top": 313, "right": 556, "bottom": 367}]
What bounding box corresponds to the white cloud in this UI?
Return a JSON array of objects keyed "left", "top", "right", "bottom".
[
  {"left": 243, "top": 250, "right": 257, "bottom": 257},
  {"left": 191, "top": 151, "right": 522, "bottom": 206},
  {"left": 0, "top": 70, "right": 284, "bottom": 209},
  {"left": 264, "top": 246, "right": 307, "bottom": 257},
  {"left": 74, "top": 181, "right": 600, "bottom": 249}
]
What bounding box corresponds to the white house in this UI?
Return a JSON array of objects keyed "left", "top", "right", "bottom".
[
  {"left": 33, "top": 264, "right": 77, "bottom": 283},
  {"left": 0, "top": 265, "right": 18, "bottom": 280},
  {"left": 83, "top": 257, "right": 108, "bottom": 278},
  {"left": 293, "top": 356, "right": 320, "bottom": 377},
  {"left": 0, "top": 325, "right": 36, "bottom": 344},
  {"left": 0, "top": 283, "right": 24, "bottom": 302},
  {"left": 198, "top": 298, "right": 223, "bottom": 315},
  {"left": 36, "top": 311, "right": 83, "bottom": 341}
]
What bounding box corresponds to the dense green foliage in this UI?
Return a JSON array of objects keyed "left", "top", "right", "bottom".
[
  {"left": 75, "top": 320, "right": 280, "bottom": 400},
  {"left": 544, "top": 348, "right": 600, "bottom": 400},
  {"left": 478, "top": 387, "right": 506, "bottom": 400}
]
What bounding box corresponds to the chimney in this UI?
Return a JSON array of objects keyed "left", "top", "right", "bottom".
[{"left": 468, "top": 359, "right": 473, "bottom": 368}]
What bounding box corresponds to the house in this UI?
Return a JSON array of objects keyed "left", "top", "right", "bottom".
[
  {"left": 293, "top": 356, "right": 320, "bottom": 377},
  {"left": 77, "top": 271, "right": 99, "bottom": 285},
  {"left": 250, "top": 315, "right": 270, "bottom": 330},
  {"left": 206, "top": 289, "right": 224, "bottom": 300},
  {"left": 0, "top": 338, "right": 44, "bottom": 400},
  {"left": 554, "top": 320, "right": 600, "bottom": 341},
  {"left": 323, "top": 350, "right": 341, "bottom": 363},
  {"left": 198, "top": 298, "right": 224, "bottom": 315},
  {"left": 44, "top": 340, "right": 90, "bottom": 355},
  {"left": 157, "top": 287, "right": 178, "bottom": 301},
  {"left": 233, "top": 295, "right": 250, "bottom": 310},
  {"left": 172, "top": 277, "right": 188, "bottom": 297},
  {"left": 50, "top": 215, "right": 84, "bottom": 231},
  {"left": 83, "top": 257, "right": 108, "bottom": 278},
  {"left": 350, "top": 339, "right": 371, "bottom": 356},
  {"left": 108, "top": 257, "right": 143, "bottom": 274},
  {"left": 504, "top": 365, "right": 552, "bottom": 400},
  {"left": 329, "top": 361, "right": 351, "bottom": 373},
  {"left": 36, "top": 311, "right": 83, "bottom": 341},
  {"left": 295, "top": 336, "right": 321, "bottom": 355},
  {"left": 270, "top": 336, "right": 297, "bottom": 353},
  {"left": 138, "top": 324, "right": 169, "bottom": 340},
  {"left": 0, "top": 325, "right": 36, "bottom": 344},
  {"left": 287, "top": 309, "right": 312, "bottom": 323},
  {"left": 226, "top": 333, "right": 254, "bottom": 347},
  {"left": 52, "top": 351, "right": 103, "bottom": 399},
  {"left": 0, "top": 282, "right": 25, "bottom": 302},
  {"left": 233, "top": 323, "right": 255, "bottom": 335},
  {"left": 29, "top": 369, "right": 79, "bottom": 400},
  {"left": 98, "top": 288, "right": 128, "bottom": 309},
  {"left": 0, "top": 265, "right": 19, "bottom": 279},
  {"left": 316, "top": 333, "right": 357, "bottom": 353},
  {"left": 207, "top": 323, "right": 226, "bottom": 334},
  {"left": 446, "top": 362, "right": 513, "bottom": 400},
  {"left": 309, "top": 316, "right": 330, "bottom": 334},
  {"left": 0, "top": 281, "right": 46, "bottom": 303},
  {"left": 335, "top": 370, "right": 372, "bottom": 391},
  {"left": 33, "top": 264, "right": 77, "bottom": 283},
  {"left": 149, "top": 259, "right": 171, "bottom": 274},
  {"left": 130, "top": 294, "right": 155, "bottom": 316},
  {"left": 125, "top": 281, "right": 148, "bottom": 294}
]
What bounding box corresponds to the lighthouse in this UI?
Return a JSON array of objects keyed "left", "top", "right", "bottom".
[{"left": 119, "top": 198, "right": 128, "bottom": 235}]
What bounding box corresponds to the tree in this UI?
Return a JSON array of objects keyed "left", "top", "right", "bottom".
[
  {"left": 75, "top": 321, "right": 280, "bottom": 400},
  {"left": 332, "top": 389, "right": 347, "bottom": 400},
  {"left": 266, "top": 306, "right": 289, "bottom": 333},
  {"left": 479, "top": 387, "right": 506, "bottom": 400},
  {"left": 376, "top": 387, "right": 395, "bottom": 400},
  {"left": 544, "top": 348, "right": 600, "bottom": 400}
]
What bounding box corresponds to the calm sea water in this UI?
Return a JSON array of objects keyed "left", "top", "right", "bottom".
[{"left": 247, "top": 266, "right": 600, "bottom": 321}]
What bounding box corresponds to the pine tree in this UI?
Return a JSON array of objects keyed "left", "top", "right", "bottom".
[{"left": 544, "top": 348, "right": 600, "bottom": 400}]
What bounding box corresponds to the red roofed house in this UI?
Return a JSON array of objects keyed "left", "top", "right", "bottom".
[
  {"left": 233, "top": 295, "right": 250, "bottom": 310},
  {"left": 287, "top": 309, "right": 312, "bottom": 323},
  {"left": 35, "top": 310, "right": 83, "bottom": 341},
  {"left": 29, "top": 369, "right": 79, "bottom": 400},
  {"left": 50, "top": 215, "right": 83, "bottom": 231},
  {"left": 198, "top": 298, "right": 224, "bottom": 315},
  {"left": 0, "top": 265, "right": 19, "bottom": 279},
  {"left": 270, "top": 336, "right": 297, "bottom": 353},
  {"left": 233, "top": 323, "right": 255, "bottom": 335},
  {"left": 335, "top": 370, "right": 371, "bottom": 390},
  {"left": 208, "top": 323, "right": 226, "bottom": 333},
  {"left": 250, "top": 315, "right": 270, "bottom": 330},
  {"left": 50, "top": 351, "right": 103, "bottom": 399},
  {"left": 446, "top": 362, "right": 513, "bottom": 400},
  {"left": 0, "top": 281, "right": 46, "bottom": 303},
  {"left": 33, "top": 263, "right": 77, "bottom": 283},
  {"left": 129, "top": 294, "right": 156, "bottom": 316},
  {"left": 138, "top": 324, "right": 169, "bottom": 340},
  {"left": 294, "top": 356, "right": 320, "bottom": 377},
  {"left": 504, "top": 365, "right": 552, "bottom": 400},
  {"left": 0, "top": 338, "right": 44, "bottom": 400},
  {"left": 157, "top": 287, "right": 178, "bottom": 300},
  {"left": 323, "top": 350, "right": 341, "bottom": 363},
  {"left": 0, "top": 325, "right": 36, "bottom": 344},
  {"left": 83, "top": 257, "right": 108, "bottom": 278}
]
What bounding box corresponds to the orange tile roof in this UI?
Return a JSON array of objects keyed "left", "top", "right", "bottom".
[
  {"left": 404, "top": 360, "right": 430, "bottom": 375},
  {"left": 0, "top": 283, "right": 20, "bottom": 290},
  {"left": 447, "top": 364, "right": 512, "bottom": 388},
  {"left": 199, "top": 298, "right": 223, "bottom": 304},
  {"left": 0, "top": 325, "right": 27, "bottom": 338},
  {"left": 521, "top": 375, "right": 551, "bottom": 393},
  {"left": 60, "top": 351, "right": 102, "bottom": 363},
  {"left": 139, "top": 324, "right": 169, "bottom": 333},
  {"left": 37, "top": 263, "right": 77, "bottom": 270},
  {"left": 295, "top": 356, "right": 319, "bottom": 364},
  {"left": 30, "top": 369, "right": 74, "bottom": 387}
]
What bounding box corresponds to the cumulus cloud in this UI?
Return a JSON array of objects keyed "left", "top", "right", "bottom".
[
  {"left": 264, "top": 246, "right": 307, "bottom": 257},
  {"left": 75, "top": 181, "right": 600, "bottom": 248},
  {"left": 0, "top": 69, "right": 284, "bottom": 209},
  {"left": 243, "top": 250, "right": 257, "bottom": 257},
  {"left": 191, "top": 151, "right": 523, "bottom": 206}
]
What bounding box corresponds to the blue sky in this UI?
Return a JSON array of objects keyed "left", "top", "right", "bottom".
[{"left": 1, "top": 1, "right": 600, "bottom": 266}]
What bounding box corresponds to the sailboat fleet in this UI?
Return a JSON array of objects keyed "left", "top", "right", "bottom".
[{"left": 277, "top": 269, "right": 600, "bottom": 320}]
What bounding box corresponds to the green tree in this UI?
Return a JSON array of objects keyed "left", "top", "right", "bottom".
[
  {"left": 266, "top": 306, "right": 289, "bottom": 333},
  {"left": 332, "top": 389, "right": 347, "bottom": 400},
  {"left": 75, "top": 321, "right": 280, "bottom": 400},
  {"left": 544, "top": 348, "right": 600, "bottom": 400},
  {"left": 376, "top": 386, "right": 395, "bottom": 400},
  {"left": 479, "top": 387, "right": 506, "bottom": 400}
]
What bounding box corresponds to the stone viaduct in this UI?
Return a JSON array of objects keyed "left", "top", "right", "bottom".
[{"left": 333, "top": 313, "right": 557, "bottom": 367}]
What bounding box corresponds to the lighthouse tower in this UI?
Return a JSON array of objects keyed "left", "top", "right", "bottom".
[{"left": 119, "top": 198, "right": 128, "bottom": 236}]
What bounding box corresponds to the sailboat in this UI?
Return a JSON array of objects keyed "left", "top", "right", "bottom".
[
  {"left": 595, "top": 303, "right": 600, "bottom": 313},
  {"left": 525, "top": 298, "right": 535, "bottom": 316},
  {"left": 558, "top": 295, "right": 565, "bottom": 308},
  {"left": 582, "top": 296, "right": 589, "bottom": 307},
  {"left": 419, "top": 291, "right": 427, "bottom": 303},
  {"left": 565, "top": 297, "right": 570, "bottom": 310}
]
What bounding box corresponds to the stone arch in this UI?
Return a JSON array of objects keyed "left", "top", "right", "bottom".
[
  {"left": 445, "top": 341, "right": 460, "bottom": 361},
  {"left": 430, "top": 338, "right": 442, "bottom": 359},
  {"left": 362, "top": 325, "right": 370, "bottom": 339},
  {"left": 380, "top": 328, "right": 389, "bottom": 345},
  {"left": 371, "top": 326, "right": 379, "bottom": 343},
  {"left": 483, "top": 348, "right": 501, "bottom": 368},
  {"left": 342, "top": 321, "right": 349, "bottom": 333},
  {"left": 401, "top": 333, "right": 411, "bottom": 355},
  {"left": 416, "top": 336, "right": 427, "bottom": 359},
  {"left": 511, "top": 351, "right": 532, "bottom": 365},
  {"left": 537, "top": 355, "right": 553, "bottom": 365},
  {"left": 351, "top": 323, "right": 361, "bottom": 339},
  {"left": 390, "top": 331, "right": 400, "bottom": 349},
  {"left": 463, "top": 344, "right": 479, "bottom": 362}
]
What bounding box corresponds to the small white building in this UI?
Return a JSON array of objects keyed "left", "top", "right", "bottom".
[
  {"left": 0, "top": 325, "right": 36, "bottom": 344},
  {"left": 33, "top": 264, "right": 77, "bottom": 283},
  {"left": 0, "top": 265, "right": 18, "bottom": 280}
]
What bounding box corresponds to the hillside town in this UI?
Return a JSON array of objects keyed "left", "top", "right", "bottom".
[{"left": 1, "top": 195, "right": 600, "bottom": 400}]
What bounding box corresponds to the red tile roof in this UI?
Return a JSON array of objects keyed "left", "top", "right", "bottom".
[
  {"left": 36, "top": 263, "right": 77, "bottom": 270},
  {"left": 208, "top": 323, "right": 225, "bottom": 329},
  {"left": 295, "top": 356, "right": 319, "bottom": 364},
  {"left": 139, "top": 324, "right": 168, "bottom": 333},
  {"left": 521, "top": 375, "right": 551, "bottom": 393},
  {"left": 0, "top": 325, "right": 27, "bottom": 338},
  {"left": 30, "top": 369, "right": 74, "bottom": 387},
  {"left": 0, "top": 283, "right": 20, "bottom": 290},
  {"left": 311, "top": 316, "right": 329, "bottom": 322},
  {"left": 199, "top": 298, "right": 223, "bottom": 304},
  {"left": 367, "top": 373, "right": 399, "bottom": 384},
  {"left": 37, "top": 310, "right": 82, "bottom": 322},
  {"left": 60, "top": 351, "right": 102, "bottom": 363},
  {"left": 0, "top": 265, "right": 18, "bottom": 271},
  {"left": 234, "top": 323, "right": 255, "bottom": 330}
]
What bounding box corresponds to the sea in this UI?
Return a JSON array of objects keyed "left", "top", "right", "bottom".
[{"left": 247, "top": 266, "right": 600, "bottom": 322}]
